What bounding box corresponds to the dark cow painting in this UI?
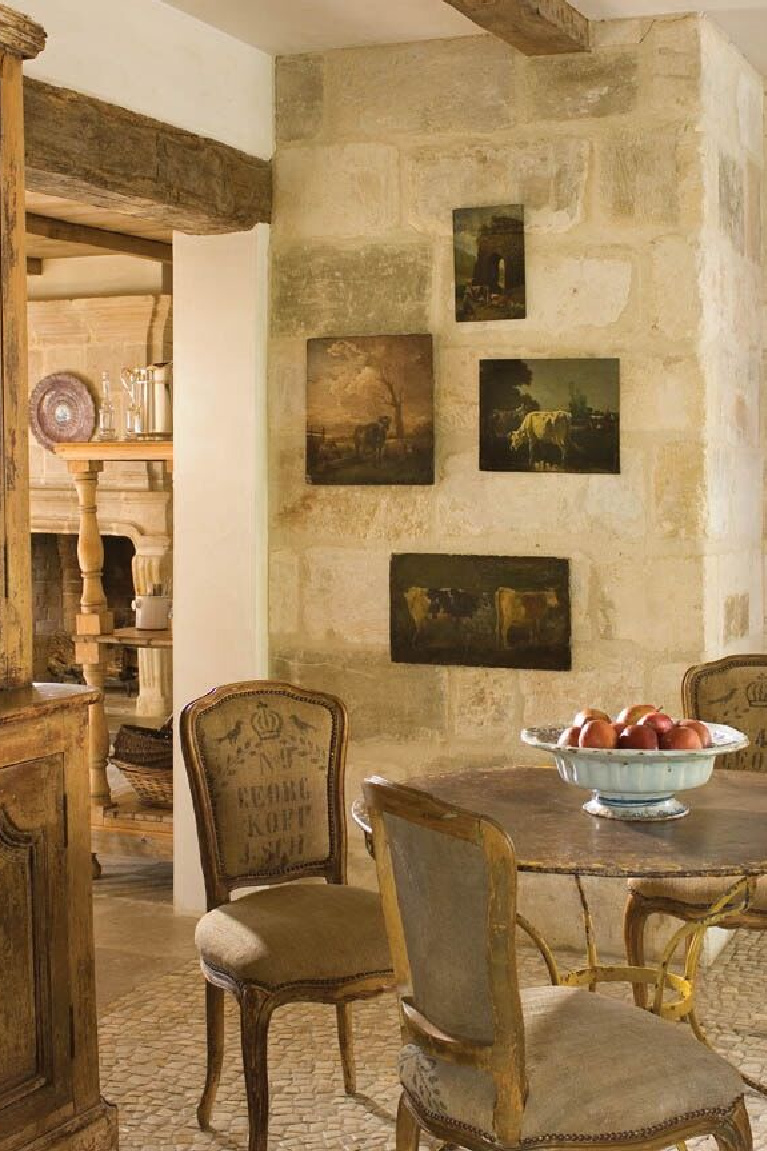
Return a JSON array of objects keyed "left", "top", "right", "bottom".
[
  {"left": 480, "top": 358, "right": 620, "bottom": 474},
  {"left": 306, "top": 334, "right": 434, "bottom": 485},
  {"left": 454, "top": 205, "right": 525, "bottom": 323},
  {"left": 391, "top": 554, "right": 571, "bottom": 670}
]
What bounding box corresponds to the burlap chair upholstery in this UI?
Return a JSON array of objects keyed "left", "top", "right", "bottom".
[
  {"left": 181, "top": 682, "right": 394, "bottom": 1151},
  {"left": 628, "top": 874, "right": 767, "bottom": 911},
  {"left": 399, "top": 985, "right": 744, "bottom": 1145},
  {"left": 365, "top": 776, "right": 751, "bottom": 1151}
]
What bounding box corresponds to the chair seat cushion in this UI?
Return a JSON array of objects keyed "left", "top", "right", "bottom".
[
  {"left": 628, "top": 872, "right": 767, "bottom": 912},
  {"left": 399, "top": 986, "right": 744, "bottom": 1146},
  {"left": 195, "top": 883, "right": 393, "bottom": 990}
]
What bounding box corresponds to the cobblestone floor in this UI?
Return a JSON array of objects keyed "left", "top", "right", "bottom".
[{"left": 98, "top": 895, "right": 767, "bottom": 1151}]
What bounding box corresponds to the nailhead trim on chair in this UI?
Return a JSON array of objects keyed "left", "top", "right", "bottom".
[
  {"left": 403, "top": 1087, "right": 743, "bottom": 1148},
  {"left": 205, "top": 959, "right": 395, "bottom": 994}
]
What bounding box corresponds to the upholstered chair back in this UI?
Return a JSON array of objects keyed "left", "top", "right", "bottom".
[
  {"left": 363, "top": 777, "right": 526, "bottom": 1145},
  {"left": 181, "top": 681, "right": 348, "bottom": 908},
  {"left": 683, "top": 655, "right": 767, "bottom": 773}
]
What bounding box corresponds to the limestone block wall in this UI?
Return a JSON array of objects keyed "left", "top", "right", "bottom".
[
  {"left": 699, "top": 20, "right": 764, "bottom": 656},
  {"left": 269, "top": 18, "right": 764, "bottom": 898}
]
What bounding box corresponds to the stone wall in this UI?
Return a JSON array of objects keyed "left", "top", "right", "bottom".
[{"left": 269, "top": 19, "right": 765, "bottom": 914}]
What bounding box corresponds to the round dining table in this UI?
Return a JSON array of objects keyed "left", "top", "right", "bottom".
[{"left": 353, "top": 765, "right": 767, "bottom": 1090}]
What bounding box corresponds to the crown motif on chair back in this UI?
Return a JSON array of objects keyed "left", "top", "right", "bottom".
[
  {"left": 251, "top": 700, "right": 284, "bottom": 741},
  {"left": 746, "top": 674, "right": 767, "bottom": 709}
]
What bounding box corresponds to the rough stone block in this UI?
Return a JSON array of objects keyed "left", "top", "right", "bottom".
[
  {"left": 274, "top": 144, "right": 400, "bottom": 239},
  {"left": 301, "top": 547, "right": 390, "bottom": 646},
  {"left": 405, "top": 139, "right": 589, "bottom": 235},
  {"left": 598, "top": 127, "right": 695, "bottom": 226},
  {"left": 325, "top": 36, "right": 517, "bottom": 138},
  {"left": 276, "top": 55, "right": 324, "bottom": 144},
  {"left": 652, "top": 443, "right": 705, "bottom": 540},
  {"left": 448, "top": 668, "right": 522, "bottom": 743},
  {"left": 526, "top": 52, "right": 638, "bottom": 121},
  {"left": 745, "top": 159, "right": 762, "bottom": 265},
  {"left": 620, "top": 357, "right": 703, "bottom": 435},
  {"left": 270, "top": 242, "right": 431, "bottom": 337},
  {"left": 528, "top": 254, "right": 633, "bottom": 331},
  {"left": 641, "top": 15, "right": 700, "bottom": 117},
  {"left": 724, "top": 592, "right": 750, "bottom": 642},
  {"left": 719, "top": 153, "right": 745, "bottom": 253},
  {"left": 271, "top": 647, "right": 449, "bottom": 741},
  {"left": 649, "top": 236, "right": 700, "bottom": 342},
  {"left": 269, "top": 549, "right": 300, "bottom": 636}
]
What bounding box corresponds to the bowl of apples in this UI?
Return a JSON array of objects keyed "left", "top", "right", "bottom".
[{"left": 521, "top": 704, "right": 748, "bottom": 821}]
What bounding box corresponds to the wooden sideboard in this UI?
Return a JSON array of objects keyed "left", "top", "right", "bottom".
[{"left": 0, "top": 684, "right": 117, "bottom": 1151}]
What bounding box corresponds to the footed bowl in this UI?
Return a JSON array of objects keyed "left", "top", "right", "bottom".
[{"left": 521, "top": 723, "right": 749, "bottom": 820}]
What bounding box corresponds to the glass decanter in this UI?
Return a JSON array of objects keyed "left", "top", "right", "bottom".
[{"left": 95, "top": 370, "right": 116, "bottom": 441}]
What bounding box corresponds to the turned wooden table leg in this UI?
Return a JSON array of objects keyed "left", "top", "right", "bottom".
[{"left": 68, "top": 459, "right": 114, "bottom": 877}]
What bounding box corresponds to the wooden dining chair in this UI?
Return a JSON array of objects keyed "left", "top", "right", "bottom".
[
  {"left": 364, "top": 774, "right": 752, "bottom": 1151},
  {"left": 180, "top": 681, "right": 395, "bottom": 1151},
  {"left": 625, "top": 654, "right": 767, "bottom": 1009}
]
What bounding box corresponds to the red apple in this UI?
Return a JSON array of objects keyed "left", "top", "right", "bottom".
[
  {"left": 579, "top": 719, "right": 618, "bottom": 749},
  {"left": 616, "top": 703, "right": 658, "bottom": 726},
  {"left": 637, "top": 710, "right": 675, "bottom": 736},
  {"left": 659, "top": 724, "right": 703, "bottom": 751},
  {"left": 573, "top": 707, "right": 612, "bottom": 727},
  {"left": 618, "top": 723, "right": 660, "bottom": 750},
  {"left": 679, "top": 719, "right": 713, "bottom": 748},
  {"left": 558, "top": 725, "right": 582, "bottom": 748}
]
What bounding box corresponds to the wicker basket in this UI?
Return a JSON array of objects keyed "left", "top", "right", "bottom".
[{"left": 110, "top": 719, "right": 173, "bottom": 808}]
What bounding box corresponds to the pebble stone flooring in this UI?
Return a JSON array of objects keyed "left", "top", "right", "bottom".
[{"left": 95, "top": 862, "right": 767, "bottom": 1151}]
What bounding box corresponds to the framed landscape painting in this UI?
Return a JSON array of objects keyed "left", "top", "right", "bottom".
[
  {"left": 453, "top": 205, "right": 526, "bottom": 323},
  {"left": 306, "top": 334, "right": 434, "bottom": 485},
  {"left": 479, "top": 358, "right": 620, "bottom": 474},
  {"left": 390, "top": 553, "right": 571, "bottom": 670}
]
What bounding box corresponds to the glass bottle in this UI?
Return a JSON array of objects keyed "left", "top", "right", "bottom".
[
  {"left": 121, "top": 368, "right": 139, "bottom": 439},
  {"left": 96, "top": 371, "right": 116, "bottom": 440}
]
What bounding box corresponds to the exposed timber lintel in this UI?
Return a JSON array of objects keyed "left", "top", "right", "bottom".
[
  {"left": 442, "top": 0, "right": 591, "bottom": 55},
  {"left": 25, "top": 213, "right": 173, "bottom": 263}
]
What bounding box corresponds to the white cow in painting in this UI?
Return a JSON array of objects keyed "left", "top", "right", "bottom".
[
  {"left": 509, "top": 410, "right": 572, "bottom": 468},
  {"left": 495, "top": 588, "right": 559, "bottom": 649}
]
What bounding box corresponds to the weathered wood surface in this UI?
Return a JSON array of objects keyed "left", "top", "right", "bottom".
[
  {"left": 26, "top": 256, "right": 41, "bottom": 274},
  {"left": 442, "top": 0, "right": 590, "bottom": 54},
  {"left": 360, "top": 766, "right": 767, "bottom": 878},
  {"left": 0, "top": 3, "right": 45, "bottom": 59},
  {"left": 26, "top": 212, "right": 173, "bottom": 263},
  {"left": 24, "top": 79, "right": 272, "bottom": 234}
]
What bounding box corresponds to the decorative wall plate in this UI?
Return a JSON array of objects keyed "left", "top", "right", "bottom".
[{"left": 29, "top": 373, "right": 95, "bottom": 452}]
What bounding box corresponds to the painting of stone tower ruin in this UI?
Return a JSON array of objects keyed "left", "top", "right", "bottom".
[
  {"left": 306, "top": 334, "right": 435, "bottom": 485},
  {"left": 453, "top": 205, "right": 526, "bottom": 323}
]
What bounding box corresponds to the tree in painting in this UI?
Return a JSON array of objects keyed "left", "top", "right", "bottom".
[{"left": 306, "top": 334, "right": 434, "bottom": 485}]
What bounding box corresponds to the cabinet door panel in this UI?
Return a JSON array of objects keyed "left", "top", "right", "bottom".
[{"left": 0, "top": 755, "right": 73, "bottom": 1143}]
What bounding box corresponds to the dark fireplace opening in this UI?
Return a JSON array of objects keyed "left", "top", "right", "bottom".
[{"left": 32, "top": 533, "right": 138, "bottom": 689}]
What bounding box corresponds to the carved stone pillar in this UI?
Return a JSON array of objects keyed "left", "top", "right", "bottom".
[{"left": 132, "top": 545, "right": 172, "bottom": 717}]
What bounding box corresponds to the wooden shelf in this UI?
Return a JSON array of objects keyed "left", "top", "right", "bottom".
[
  {"left": 86, "top": 627, "right": 172, "bottom": 649},
  {"left": 54, "top": 439, "right": 172, "bottom": 465}
]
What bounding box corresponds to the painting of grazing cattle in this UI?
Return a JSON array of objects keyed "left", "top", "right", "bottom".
[
  {"left": 391, "top": 554, "right": 571, "bottom": 670},
  {"left": 306, "top": 334, "right": 435, "bottom": 485},
  {"left": 454, "top": 205, "right": 526, "bottom": 323},
  {"left": 480, "top": 358, "right": 620, "bottom": 474}
]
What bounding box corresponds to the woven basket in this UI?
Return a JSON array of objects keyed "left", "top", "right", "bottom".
[
  {"left": 111, "top": 758, "right": 173, "bottom": 808},
  {"left": 111, "top": 718, "right": 173, "bottom": 808}
]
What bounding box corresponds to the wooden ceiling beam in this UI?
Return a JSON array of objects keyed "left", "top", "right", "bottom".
[
  {"left": 25, "top": 213, "right": 173, "bottom": 263},
  {"left": 442, "top": 0, "right": 590, "bottom": 55},
  {"left": 23, "top": 78, "right": 272, "bottom": 235}
]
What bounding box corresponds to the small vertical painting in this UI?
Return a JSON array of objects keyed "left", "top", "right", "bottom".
[
  {"left": 479, "top": 358, "right": 620, "bottom": 474},
  {"left": 390, "top": 553, "right": 571, "bottom": 671},
  {"left": 306, "top": 334, "right": 435, "bottom": 485},
  {"left": 453, "top": 205, "right": 526, "bottom": 323}
]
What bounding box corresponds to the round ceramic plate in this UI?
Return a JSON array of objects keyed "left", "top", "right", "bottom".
[
  {"left": 29, "top": 373, "right": 95, "bottom": 452},
  {"left": 521, "top": 722, "right": 749, "bottom": 820}
]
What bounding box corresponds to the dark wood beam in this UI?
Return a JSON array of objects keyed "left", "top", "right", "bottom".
[
  {"left": 26, "top": 257, "right": 42, "bottom": 275},
  {"left": 23, "top": 78, "right": 272, "bottom": 234},
  {"left": 25, "top": 213, "right": 173, "bottom": 263},
  {"left": 442, "top": 0, "right": 590, "bottom": 55}
]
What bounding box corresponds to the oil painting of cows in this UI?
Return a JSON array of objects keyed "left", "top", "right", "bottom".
[
  {"left": 391, "top": 554, "right": 571, "bottom": 670},
  {"left": 306, "top": 334, "right": 434, "bottom": 485},
  {"left": 480, "top": 358, "right": 620, "bottom": 474}
]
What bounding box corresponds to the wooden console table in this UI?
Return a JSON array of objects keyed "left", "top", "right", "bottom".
[{"left": 55, "top": 442, "right": 173, "bottom": 872}]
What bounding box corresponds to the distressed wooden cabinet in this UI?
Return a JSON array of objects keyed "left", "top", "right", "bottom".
[{"left": 0, "top": 685, "right": 117, "bottom": 1151}]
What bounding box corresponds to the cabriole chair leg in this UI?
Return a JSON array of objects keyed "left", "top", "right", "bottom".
[
  {"left": 197, "top": 981, "right": 225, "bottom": 1129},
  {"left": 624, "top": 891, "right": 653, "bottom": 1008},
  {"left": 241, "top": 990, "right": 273, "bottom": 1151},
  {"left": 336, "top": 1002, "right": 356, "bottom": 1094},
  {"left": 395, "top": 1093, "right": 421, "bottom": 1151},
  {"left": 713, "top": 1096, "right": 753, "bottom": 1151}
]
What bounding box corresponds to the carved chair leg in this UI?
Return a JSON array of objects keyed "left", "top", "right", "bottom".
[
  {"left": 241, "top": 990, "right": 273, "bottom": 1151},
  {"left": 197, "top": 981, "right": 225, "bottom": 1129},
  {"left": 713, "top": 1097, "right": 753, "bottom": 1151},
  {"left": 396, "top": 1093, "right": 421, "bottom": 1151},
  {"left": 624, "top": 891, "right": 653, "bottom": 1008},
  {"left": 336, "top": 1002, "right": 356, "bottom": 1094}
]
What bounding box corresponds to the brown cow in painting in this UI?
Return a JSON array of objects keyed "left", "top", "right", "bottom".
[{"left": 495, "top": 588, "right": 559, "bottom": 649}]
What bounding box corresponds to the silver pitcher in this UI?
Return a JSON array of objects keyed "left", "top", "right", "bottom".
[{"left": 121, "top": 363, "right": 172, "bottom": 438}]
